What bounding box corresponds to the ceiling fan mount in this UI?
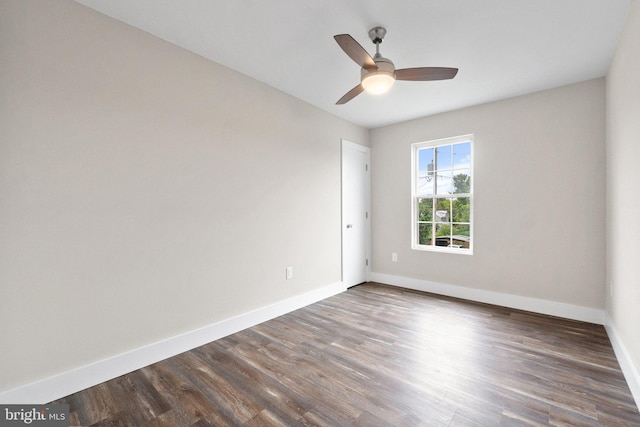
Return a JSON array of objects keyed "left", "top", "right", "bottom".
[
  {"left": 368, "top": 26, "right": 387, "bottom": 45},
  {"left": 334, "top": 27, "right": 458, "bottom": 104}
]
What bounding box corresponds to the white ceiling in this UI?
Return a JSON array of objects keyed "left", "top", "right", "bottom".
[{"left": 75, "top": 0, "right": 631, "bottom": 129}]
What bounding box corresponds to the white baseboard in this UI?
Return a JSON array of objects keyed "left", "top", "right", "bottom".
[
  {"left": 0, "top": 281, "right": 347, "bottom": 404},
  {"left": 369, "top": 272, "right": 605, "bottom": 324},
  {"left": 604, "top": 314, "right": 640, "bottom": 409}
]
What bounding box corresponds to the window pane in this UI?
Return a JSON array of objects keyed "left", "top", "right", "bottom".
[
  {"left": 435, "top": 198, "right": 451, "bottom": 222},
  {"left": 453, "top": 224, "right": 470, "bottom": 236},
  {"left": 453, "top": 142, "right": 471, "bottom": 170},
  {"left": 436, "top": 145, "right": 452, "bottom": 170},
  {"left": 452, "top": 197, "right": 470, "bottom": 222},
  {"left": 451, "top": 224, "right": 471, "bottom": 249},
  {"left": 418, "top": 223, "right": 432, "bottom": 245},
  {"left": 418, "top": 198, "right": 433, "bottom": 221},
  {"left": 435, "top": 223, "right": 451, "bottom": 247},
  {"left": 417, "top": 148, "right": 435, "bottom": 196},
  {"left": 452, "top": 171, "right": 471, "bottom": 194},
  {"left": 436, "top": 170, "right": 453, "bottom": 195},
  {"left": 418, "top": 148, "right": 435, "bottom": 172},
  {"left": 417, "top": 175, "right": 434, "bottom": 196}
]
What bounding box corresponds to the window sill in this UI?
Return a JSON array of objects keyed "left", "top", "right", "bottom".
[{"left": 411, "top": 245, "right": 473, "bottom": 255}]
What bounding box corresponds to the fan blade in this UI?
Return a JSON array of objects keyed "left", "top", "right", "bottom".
[
  {"left": 334, "top": 34, "right": 377, "bottom": 69},
  {"left": 395, "top": 67, "right": 458, "bottom": 81},
  {"left": 336, "top": 84, "right": 365, "bottom": 105}
]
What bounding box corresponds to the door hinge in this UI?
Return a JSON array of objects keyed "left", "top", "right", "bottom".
[
  {"left": 366, "top": 258, "right": 369, "bottom": 266},
  {"left": 365, "top": 211, "right": 368, "bottom": 219},
  {"left": 365, "top": 163, "right": 368, "bottom": 172}
]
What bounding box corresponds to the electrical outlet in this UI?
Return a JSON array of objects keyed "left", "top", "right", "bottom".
[
  {"left": 286, "top": 266, "right": 293, "bottom": 280},
  {"left": 392, "top": 253, "right": 398, "bottom": 262}
]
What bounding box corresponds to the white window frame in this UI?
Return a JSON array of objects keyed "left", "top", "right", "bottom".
[{"left": 411, "top": 134, "right": 474, "bottom": 255}]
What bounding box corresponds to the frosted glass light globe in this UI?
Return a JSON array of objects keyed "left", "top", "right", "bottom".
[{"left": 362, "top": 72, "right": 395, "bottom": 94}]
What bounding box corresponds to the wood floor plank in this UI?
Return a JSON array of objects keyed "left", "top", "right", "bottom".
[{"left": 52, "top": 283, "right": 640, "bottom": 426}]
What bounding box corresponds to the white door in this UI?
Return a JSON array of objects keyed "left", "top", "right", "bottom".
[{"left": 341, "top": 140, "right": 371, "bottom": 287}]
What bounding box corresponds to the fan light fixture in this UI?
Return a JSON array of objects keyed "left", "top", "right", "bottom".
[
  {"left": 362, "top": 71, "right": 395, "bottom": 94},
  {"left": 360, "top": 53, "right": 396, "bottom": 95}
]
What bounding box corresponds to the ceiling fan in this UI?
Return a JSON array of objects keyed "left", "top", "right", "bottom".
[{"left": 334, "top": 27, "right": 458, "bottom": 104}]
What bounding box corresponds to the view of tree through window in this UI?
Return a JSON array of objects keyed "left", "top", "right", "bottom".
[{"left": 412, "top": 136, "right": 473, "bottom": 253}]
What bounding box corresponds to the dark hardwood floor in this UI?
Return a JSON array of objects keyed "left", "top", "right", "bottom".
[{"left": 53, "top": 283, "right": 640, "bottom": 426}]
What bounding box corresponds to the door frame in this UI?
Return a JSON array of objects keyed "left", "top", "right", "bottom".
[{"left": 341, "top": 139, "right": 372, "bottom": 286}]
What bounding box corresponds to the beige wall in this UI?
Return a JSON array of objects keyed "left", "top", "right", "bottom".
[
  {"left": 0, "top": 0, "right": 368, "bottom": 392},
  {"left": 371, "top": 79, "right": 606, "bottom": 308},
  {"left": 3, "top": 0, "right": 633, "bottom": 400},
  {"left": 607, "top": 0, "right": 640, "bottom": 382}
]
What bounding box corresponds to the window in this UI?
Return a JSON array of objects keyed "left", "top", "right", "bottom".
[{"left": 411, "top": 135, "right": 473, "bottom": 253}]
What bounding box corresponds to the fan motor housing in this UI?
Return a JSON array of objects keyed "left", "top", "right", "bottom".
[{"left": 361, "top": 56, "right": 395, "bottom": 79}]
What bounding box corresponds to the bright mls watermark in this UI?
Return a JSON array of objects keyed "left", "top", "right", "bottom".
[{"left": 0, "top": 405, "right": 69, "bottom": 427}]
